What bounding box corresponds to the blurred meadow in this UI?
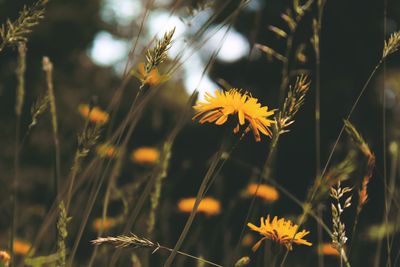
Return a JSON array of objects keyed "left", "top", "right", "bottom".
[{"left": 0, "top": 0, "right": 400, "bottom": 266}]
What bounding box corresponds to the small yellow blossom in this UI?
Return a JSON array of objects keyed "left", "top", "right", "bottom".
[
  {"left": 92, "top": 217, "right": 117, "bottom": 231},
  {"left": 316, "top": 243, "right": 340, "bottom": 257},
  {"left": 131, "top": 147, "right": 160, "bottom": 165},
  {"left": 96, "top": 144, "right": 120, "bottom": 158},
  {"left": 0, "top": 251, "right": 10, "bottom": 265},
  {"left": 245, "top": 183, "right": 279, "bottom": 202},
  {"left": 247, "top": 215, "right": 312, "bottom": 251},
  {"left": 133, "top": 62, "right": 168, "bottom": 86},
  {"left": 13, "top": 240, "right": 31, "bottom": 255},
  {"left": 78, "top": 104, "right": 109, "bottom": 125},
  {"left": 193, "top": 89, "right": 275, "bottom": 142},
  {"left": 177, "top": 197, "right": 221, "bottom": 216}
]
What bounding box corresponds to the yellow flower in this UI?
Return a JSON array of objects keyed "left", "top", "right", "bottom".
[
  {"left": 96, "top": 144, "right": 120, "bottom": 158},
  {"left": 78, "top": 104, "right": 109, "bottom": 125},
  {"left": 13, "top": 240, "right": 31, "bottom": 255},
  {"left": 133, "top": 62, "right": 168, "bottom": 86},
  {"left": 92, "top": 217, "right": 117, "bottom": 231},
  {"left": 247, "top": 215, "right": 312, "bottom": 251},
  {"left": 131, "top": 147, "right": 160, "bottom": 165},
  {"left": 193, "top": 89, "right": 275, "bottom": 142},
  {"left": 177, "top": 197, "right": 221, "bottom": 216},
  {"left": 316, "top": 243, "right": 340, "bottom": 257},
  {"left": 0, "top": 251, "right": 10, "bottom": 265},
  {"left": 245, "top": 183, "right": 279, "bottom": 202}
]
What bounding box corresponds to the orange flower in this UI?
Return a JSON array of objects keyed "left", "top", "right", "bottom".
[
  {"left": 177, "top": 197, "right": 221, "bottom": 216},
  {"left": 193, "top": 89, "right": 275, "bottom": 142},
  {"left": 92, "top": 218, "right": 117, "bottom": 231},
  {"left": 96, "top": 144, "right": 120, "bottom": 158},
  {"left": 316, "top": 243, "right": 340, "bottom": 257},
  {"left": 131, "top": 147, "right": 160, "bottom": 165},
  {"left": 247, "top": 215, "right": 312, "bottom": 251},
  {"left": 78, "top": 104, "right": 109, "bottom": 125},
  {"left": 13, "top": 240, "right": 31, "bottom": 255},
  {"left": 133, "top": 63, "right": 168, "bottom": 86},
  {"left": 0, "top": 251, "right": 10, "bottom": 265},
  {"left": 245, "top": 183, "right": 279, "bottom": 202}
]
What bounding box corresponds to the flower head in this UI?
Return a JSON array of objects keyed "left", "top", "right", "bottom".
[
  {"left": 316, "top": 243, "right": 340, "bottom": 257},
  {"left": 177, "top": 197, "right": 221, "bottom": 216},
  {"left": 132, "top": 62, "right": 168, "bottom": 86},
  {"left": 78, "top": 104, "right": 109, "bottom": 125},
  {"left": 130, "top": 147, "right": 160, "bottom": 165},
  {"left": 245, "top": 183, "right": 279, "bottom": 202},
  {"left": 0, "top": 251, "right": 10, "bottom": 265},
  {"left": 247, "top": 215, "right": 312, "bottom": 251},
  {"left": 193, "top": 89, "right": 275, "bottom": 142},
  {"left": 96, "top": 144, "right": 120, "bottom": 158},
  {"left": 92, "top": 217, "right": 118, "bottom": 231},
  {"left": 13, "top": 240, "right": 31, "bottom": 255}
]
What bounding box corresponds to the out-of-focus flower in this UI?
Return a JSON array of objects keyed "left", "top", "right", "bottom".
[
  {"left": 0, "top": 251, "right": 10, "bottom": 266},
  {"left": 245, "top": 183, "right": 279, "bottom": 202},
  {"left": 316, "top": 243, "right": 340, "bottom": 257},
  {"left": 132, "top": 62, "right": 168, "bottom": 86},
  {"left": 13, "top": 240, "right": 31, "bottom": 255},
  {"left": 247, "top": 215, "right": 312, "bottom": 251},
  {"left": 177, "top": 197, "right": 221, "bottom": 216},
  {"left": 92, "top": 217, "right": 118, "bottom": 231},
  {"left": 78, "top": 104, "right": 109, "bottom": 125},
  {"left": 193, "top": 89, "right": 275, "bottom": 142},
  {"left": 96, "top": 144, "right": 120, "bottom": 158},
  {"left": 130, "top": 147, "right": 160, "bottom": 165}
]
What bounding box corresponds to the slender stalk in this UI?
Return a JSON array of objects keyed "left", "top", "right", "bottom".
[
  {"left": 160, "top": 245, "right": 223, "bottom": 267},
  {"left": 230, "top": 130, "right": 280, "bottom": 265},
  {"left": 278, "top": 35, "right": 293, "bottom": 103},
  {"left": 164, "top": 136, "right": 234, "bottom": 267},
  {"left": 43, "top": 57, "right": 61, "bottom": 200},
  {"left": 313, "top": 59, "right": 382, "bottom": 203},
  {"left": 382, "top": 3, "right": 391, "bottom": 265},
  {"left": 10, "top": 43, "right": 27, "bottom": 267},
  {"left": 317, "top": 204, "right": 324, "bottom": 267}
]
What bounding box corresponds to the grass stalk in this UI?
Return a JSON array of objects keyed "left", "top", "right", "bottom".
[
  {"left": 10, "top": 42, "right": 27, "bottom": 267},
  {"left": 43, "top": 57, "right": 61, "bottom": 200},
  {"left": 164, "top": 135, "right": 234, "bottom": 267}
]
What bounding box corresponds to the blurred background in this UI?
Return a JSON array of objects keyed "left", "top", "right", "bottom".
[{"left": 0, "top": 0, "right": 399, "bottom": 266}]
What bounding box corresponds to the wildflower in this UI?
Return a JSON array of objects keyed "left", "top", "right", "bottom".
[
  {"left": 13, "top": 240, "right": 31, "bottom": 255},
  {"left": 316, "top": 243, "right": 340, "bottom": 257},
  {"left": 0, "top": 251, "right": 10, "bottom": 265},
  {"left": 247, "top": 215, "right": 312, "bottom": 251},
  {"left": 78, "top": 104, "right": 109, "bottom": 125},
  {"left": 245, "top": 183, "right": 279, "bottom": 202},
  {"left": 177, "top": 197, "right": 221, "bottom": 216},
  {"left": 92, "top": 217, "right": 117, "bottom": 231},
  {"left": 132, "top": 62, "right": 168, "bottom": 86},
  {"left": 193, "top": 89, "right": 275, "bottom": 142},
  {"left": 96, "top": 144, "right": 120, "bottom": 158},
  {"left": 130, "top": 147, "right": 160, "bottom": 165}
]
